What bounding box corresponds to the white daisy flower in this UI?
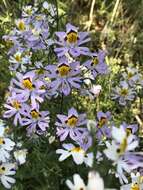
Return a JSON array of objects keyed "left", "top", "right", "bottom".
[
  {"left": 66, "top": 173, "right": 86, "bottom": 190},
  {"left": 0, "top": 137, "right": 15, "bottom": 162},
  {"left": 66, "top": 171, "right": 104, "bottom": 190},
  {"left": 56, "top": 143, "right": 93, "bottom": 167},
  {"left": 14, "top": 149, "right": 28, "bottom": 165},
  {"left": 110, "top": 126, "right": 138, "bottom": 159},
  {"left": 87, "top": 171, "right": 104, "bottom": 190},
  {"left": 0, "top": 163, "right": 17, "bottom": 189},
  {"left": 104, "top": 125, "right": 139, "bottom": 184}
]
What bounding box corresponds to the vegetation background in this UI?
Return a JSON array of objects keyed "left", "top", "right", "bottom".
[{"left": 0, "top": 0, "right": 143, "bottom": 189}]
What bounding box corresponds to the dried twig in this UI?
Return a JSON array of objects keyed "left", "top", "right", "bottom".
[
  {"left": 87, "top": 0, "right": 96, "bottom": 31},
  {"left": 110, "top": 0, "right": 121, "bottom": 23}
]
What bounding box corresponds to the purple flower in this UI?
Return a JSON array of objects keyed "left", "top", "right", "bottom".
[
  {"left": 11, "top": 71, "right": 45, "bottom": 107},
  {"left": 84, "top": 50, "right": 108, "bottom": 78},
  {"left": 46, "top": 59, "right": 81, "bottom": 96},
  {"left": 121, "top": 122, "right": 138, "bottom": 135},
  {"left": 9, "top": 50, "right": 32, "bottom": 72},
  {"left": 21, "top": 104, "right": 50, "bottom": 136},
  {"left": 3, "top": 92, "right": 26, "bottom": 126},
  {"left": 123, "top": 152, "right": 143, "bottom": 173},
  {"left": 55, "top": 107, "right": 87, "bottom": 141},
  {"left": 77, "top": 131, "right": 92, "bottom": 151},
  {"left": 4, "top": 12, "right": 51, "bottom": 53},
  {"left": 54, "top": 23, "right": 90, "bottom": 57},
  {"left": 122, "top": 67, "right": 140, "bottom": 86},
  {"left": 112, "top": 81, "right": 136, "bottom": 106},
  {"left": 96, "top": 111, "right": 111, "bottom": 139}
]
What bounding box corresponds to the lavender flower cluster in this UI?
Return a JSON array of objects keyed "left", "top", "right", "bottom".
[{"left": 3, "top": 3, "right": 108, "bottom": 139}]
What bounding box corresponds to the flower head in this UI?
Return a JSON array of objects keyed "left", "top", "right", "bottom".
[
  {"left": 11, "top": 71, "right": 45, "bottom": 107},
  {"left": 54, "top": 23, "right": 90, "bottom": 57},
  {"left": 3, "top": 92, "right": 27, "bottom": 126},
  {"left": 104, "top": 125, "right": 140, "bottom": 184},
  {"left": 95, "top": 111, "right": 111, "bottom": 140},
  {"left": 112, "top": 81, "right": 136, "bottom": 105},
  {"left": 55, "top": 107, "right": 87, "bottom": 141},
  {"left": 66, "top": 171, "right": 104, "bottom": 190},
  {"left": 84, "top": 50, "right": 108, "bottom": 78},
  {"left": 47, "top": 60, "right": 81, "bottom": 96},
  {"left": 14, "top": 149, "right": 28, "bottom": 165},
  {"left": 0, "top": 163, "right": 17, "bottom": 189},
  {"left": 21, "top": 104, "right": 50, "bottom": 136},
  {"left": 56, "top": 143, "right": 93, "bottom": 167},
  {"left": 0, "top": 136, "right": 15, "bottom": 162}
]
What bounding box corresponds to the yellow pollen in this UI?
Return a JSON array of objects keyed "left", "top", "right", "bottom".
[
  {"left": 17, "top": 20, "right": 25, "bottom": 31},
  {"left": 57, "top": 64, "right": 71, "bottom": 77},
  {"left": 120, "top": 88, "right": 128, "bottom": 96},
  {"left": 30, "top": 110, "right": 40, "bottom": 119},
  {"left": 98, "top": 117, "right": 107, "bottom": 128},
  {"left": 66, "top": 31, "right": 78, "bottom": 44},
  {"left": 22, "top": 78, "right": 33, "bottom": 90},
  {"left": 12, "top": 100, "right": 21, "bottom": 110},
  {"left": 71, "top": 147, "right": 84, "bottom": 153},
  {"left": 117, "top": 138, "right": 127, "bottom": 155},
  {"left": 130, "top": 183, "right": 140, "bottom": 190},
  {"left": 0, "top": 166, "right": 6, "bottom": 174},
  {"left": 14, "top": 54, "right": 22, "bottom": 62},
  {"left": 0, "top": 137, "right": 5, "bottom": 145},
  {"left": 66, "top": 115, "right": 78, "bottom": 127},
  {"left": 91, "top": 56, "right": 99, "bottom": 66}
]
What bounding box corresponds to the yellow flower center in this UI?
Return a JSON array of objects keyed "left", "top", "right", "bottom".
[
  {"left": 98, "top": 117, "right": 107, "bottom": 128},
  {"left": 117, "top": 138, "right": 127, "bottom": 155},
  {"left": 14, "top": 54, "right": 22, "bottom": 62},
  {"left": 120, "top": 88, "right": 128, "bottom": 96},
  {"left": 12, "top": 100, "right": 21, "bottom": 110},
  {"left": 0, "top": 166, "right": 6, "bottom": 174},
  {"left": 30, "top": 110, "right": 40, "bottom": 119},
  {"left": 126, "top": 128, "right": 132, "bottom": 136},
  {"left": 26, "top": 8, "right": 32, "bottom": 15},
  {"left": 66, "top": 115, "right": 78, "bottom": 127},
  {"left": 131, "top": 183, "right": 140, "bottom": 190},
  {"left": 22, "top": 78, "right": 33, "bottom": 90},
  {"left": 65, "top": 30, "right": 78, "bottom": 44},
  {"left": 17, "top": 20, "right": 25, "bottom": 31},
  {"left": 128, "top": 72, "right": 134, "bottom": 79},
  {"left": 91, "top": 56, "right": 99, "bottom": 66},
  {"left": 57, "top": 64, "right": 71, "bottom": 77},
  {"left": 71, "top": 147, "right": 85, "bottom": 153},
  {"left": 0, "top": 137, "right": 5, "bottom": 145}
]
